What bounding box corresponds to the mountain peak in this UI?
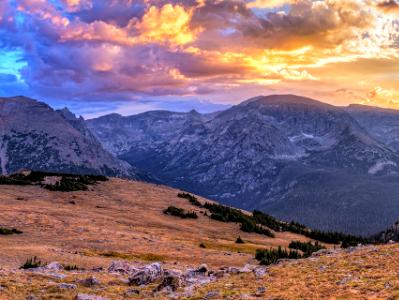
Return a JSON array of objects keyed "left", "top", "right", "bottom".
[
  {"left": 240, "top": 94, "right": 333, "bottom": 108},
  {"left": 58, "top": 107, "right": 77, "bottom": 121}
]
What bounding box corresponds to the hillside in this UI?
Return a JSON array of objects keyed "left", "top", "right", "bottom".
[
  {"left": 0, "top": 177, "right": 396, "bottom": 299},
  {"left": 191, "top": 243, "right": 399, "bottom": 299},
  {"left": 0, "top": 177, "right": 319, "bottom": 299},
  {"left": 88, "top": 95, "right": 399, "bottom": 236}
]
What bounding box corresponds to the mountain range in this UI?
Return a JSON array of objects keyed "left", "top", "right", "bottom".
[
  {"left": 87, "top": 95, "right": 399, "bottom": 236},
  {"left": 2, "top": 94, "right": 399, "bottom": 235}
]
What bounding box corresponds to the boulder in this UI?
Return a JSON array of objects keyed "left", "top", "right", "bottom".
[
  {"left": 45, "top": 262, "right": 64, "bottom": 271},
  {"left": 154, "top": 269, "right": 183, "bottom": 292},
  {"left": 79, "top": 276, "right": 101, "bottom": 287},
  {"left": 58, "top": 283, "right": 77, "bottom": 289},
  {"left": 128, "top": 263, "right": 164, "bottom": 286},
  {"left": 124, "top": 289, "right": 140, "bottom": 297},
  {"left": 183, "top": 264, "right": 213, "bottom": 286},
  {"left": 108, "top": 261, "right": 138, "bottom": 274}
]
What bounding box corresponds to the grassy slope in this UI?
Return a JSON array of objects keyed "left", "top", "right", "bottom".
[
  {"left": 191, "top": 244, "right": 399, "bottom": 299},
  {"left": 0, "top": 178, "right": 316, "bottom": 299}
]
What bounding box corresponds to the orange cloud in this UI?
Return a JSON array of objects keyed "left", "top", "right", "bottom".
[
  {"left": 61, "top": 0, "right": 92, "bottom": 12},
  {"left": 134, "top": 4, "right": 201, "bottom": 46},
  {"left": 247, "top": 0, "right": 293, "bottom": 8},
  {"left": 61, "top": 4, "right": 200, "bottom": 47}
]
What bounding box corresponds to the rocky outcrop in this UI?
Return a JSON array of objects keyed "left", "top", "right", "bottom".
[
  {"left": 128, "top": 263, "right": 164, "bottom": 286},
  {"left": 374, "top": 221, "right": 399, "bottom": 243}
]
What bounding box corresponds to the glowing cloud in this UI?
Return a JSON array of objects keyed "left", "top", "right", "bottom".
[{"left": 0, "top": 0, "right": 398, "bottom": 113}]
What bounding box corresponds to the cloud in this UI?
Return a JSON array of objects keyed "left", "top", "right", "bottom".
[
  {"left": 246, "top": 0, "right": 293, "bottom": 9},
  {"left": 60, "top": 4, "right": 200, "bottom": 47},
  {"left": 61, "top": 0, "right": 93, "bottom": 12},
  {"left": 0, "top": 0, "right": 398, "bottom": 114},
  {"left": 377, "top": 0, "right": 399, "bottom": 12}
]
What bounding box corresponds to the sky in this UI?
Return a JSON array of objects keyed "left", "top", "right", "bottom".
[{"left": 0, "top": 0, "right": 398, "bottom": 118}]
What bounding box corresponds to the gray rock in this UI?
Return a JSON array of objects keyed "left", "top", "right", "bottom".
[
  {"left": 256, "top": 286, "right": 266, "bottom": 296},
  {"left": 205, "top": 290, "right": 220, "bottom": 299},
  {"left": 108, "top": 260, "right": 138, "bottom": 274},
  {"left": 58, "top": 283, "right": 77, "bottom": 289},
  {"left": 124, "top": 289, "right": 140, "bottom": 296},
  {"left": 128, "top": 263, "right": 164, "bottom": 286},
  {"left": 76, "top": 294, "right": 108, "bottom": 300},
  {"left": 253, "top": 266, "right": 267, "bottom": 278},
  {"left": 46, "top": 262, "right": 64, "bottom": 271},
  {"left": 183, "top": 264, "right": 213, "bottom": 286},
  {"left": 224, "top": 264, "right": 255, "bottom": 274},
  {"left": 155, "top": 269, "right": 183, "bottom": 292},
  {"left": 79, "top": 276, "right": 101, "bottom": 287}
]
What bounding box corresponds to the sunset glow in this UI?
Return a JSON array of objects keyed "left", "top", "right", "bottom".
[{"left": 0, "top": 0, "right": 398, "bottom": 116}]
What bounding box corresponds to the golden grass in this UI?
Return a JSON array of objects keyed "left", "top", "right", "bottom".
[{"left": 0, "top": 178, "right": 388, "bottom": 299}]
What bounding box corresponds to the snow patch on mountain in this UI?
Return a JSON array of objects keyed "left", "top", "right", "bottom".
[{"left": 368, "top": 160, "right": 397, "bottom": 175}]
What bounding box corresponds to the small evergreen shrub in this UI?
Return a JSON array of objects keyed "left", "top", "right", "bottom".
[
  {"left": 20, "top": 256, "right": 43, "bottom": 269},
  {"left": 255, "top": 247, "right": 302, "bottom": 265},
  {"left": 163, "top": 206, "right": 198, "bottom": 219},
  {"left": 288, "top": 240, "right": 325, "bottom": 257},
  {"left": 240, "top": 219, "right": 275, "bottom": 237},
  {"left": 204, "top": 203, "right": 275, "bottom": 238},
  {"left": 0, "top": 227, "right": 23, "bottom": 235},
  {"left": 177, "top": 192, "right": 202, "bottom": 207},
  {"left": 0, "top": 171, "right": 108, "bottom": 192},
  {"left": 199, "top": 243, "right": 206, "bottom": 248},
  {"left": 235, "top": 236, "right": 245, "bottom": 244},
  {"left": 252, "top": 210, "right": 370, "bottom": 246},
  {"left": 63, "top": 264, "right": 79, "bottom": 271}
]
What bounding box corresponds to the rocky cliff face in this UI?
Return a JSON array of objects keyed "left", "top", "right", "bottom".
[
  {"left": 346, "top": 104, "right": 399, "bottom": 152},
  {"left": 0, "top": 96, "right": 136, "bottom": 177},
  {"left": 88, "top": 95, "right": 399, "bottom": 235}
]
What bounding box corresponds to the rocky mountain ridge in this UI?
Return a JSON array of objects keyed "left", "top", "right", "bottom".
[
  {"left": 88, "top": 95, "right": 399, "bottom": 235},
  {"left": 0, "top": 96, "right": 136, "bottom": 178}
]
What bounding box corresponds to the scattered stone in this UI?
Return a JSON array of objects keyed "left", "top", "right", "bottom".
[
  {"left": 205, "top": 290, "right": 220, "bottom": 299},
  {"left": 92, "top": 267, "right": 104, "bottom": 272},
  {"left": 255, "top": 286, "right": 266, "bottom": 296},
  {"left": 58, "top": 283, "right": 77, "bottom": 289},
  {"left": 213, "top": 270, "right": 227, "bottom": 279},
  {"left": 183, "top": 264, "right": 216, "bottom": 286},
  {"left": 80, "top": 276, "right": 101, "bottom": 287},
  {"left": 319, "top": 265, "right": 327, "bottom": 272},
  {"left": 76, "top": 294, "right": 108, "bottom": 300},
  {"left": 337, "top": 275, "right": 358, "bottom": 285},
  {"left": 124, "top": 289, "right": 140, "bottom": 296},
  {"left": 128, "top": 263, "right": 164, "bottom": 286},
  {"left": 46, "top": 262, "right": 64, "bottom": 271},
  {"left": 253, "top": 266, "right": 267, "bottom": 278},
  {"left": 224, "top": 264, "right": 254, "bottom": 274},
  {"left": 385, "top": 282, "right": 393, "bottom": 289},
  {"left": 108, "top": 261, "right": 137, "bottom": 274},
  {"left": 311, "top": 249, "right": 338, "bottom": 257},
  {"left": 155, "top": 269, "right": 183, "bottom": 292}
]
